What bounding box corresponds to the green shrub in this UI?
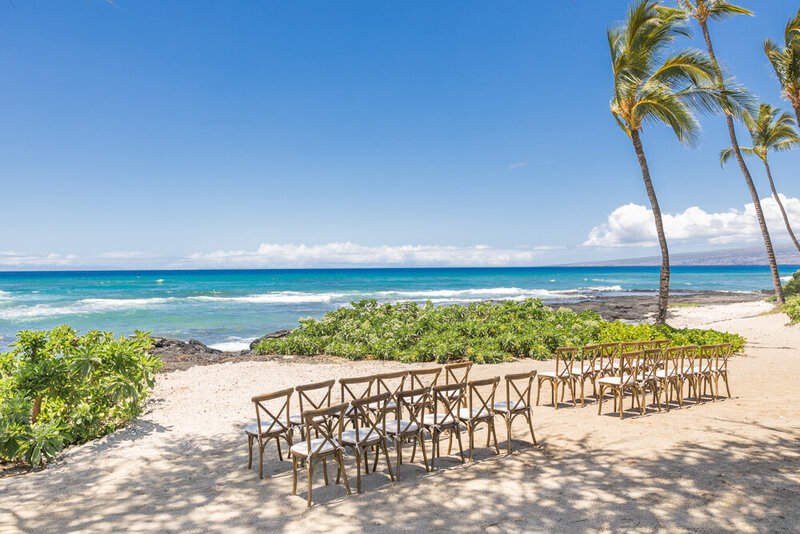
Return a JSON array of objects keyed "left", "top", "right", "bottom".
[
  {"left": 0, "top": 327, "right": 161, "bottom": 466},
  {"left": 255, "top": 299, "right": 745, "bottom": 363},
  {"left": 782, "top": 270, "right": 800, "bottom": 298},
  {"left": 783, "top": 295, "right": 800, "bottom": 324}
]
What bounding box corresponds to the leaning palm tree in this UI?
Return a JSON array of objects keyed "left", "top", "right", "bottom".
[
  {"left": 721, "top": 104, "right": 800, "bottom": 253},
  {"left": 609, "top": 0, "right": 731, "bottom": 324},
  {"left": 679, "top": 0, "right": 786, "bottom": 304},
  {"left": 764, "top": 9, "right": 800, "bottom": 130}
]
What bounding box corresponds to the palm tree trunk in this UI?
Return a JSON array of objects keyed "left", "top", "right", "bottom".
[
  {"left": 630, "top": 129, "right": 670, "bottom": 324},
  {"left": 700, "top": 21, "right": 785, "bottom": 304},
  {"left": 763, "top": 156, "right": 800, "bottom": 254}
]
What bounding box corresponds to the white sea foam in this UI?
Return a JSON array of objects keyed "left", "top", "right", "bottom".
[
  {"left": 0, "top": 291, "right": 12, "bottom": 300},
  {"left": 188, "top": 292, "right": 342, "bottom": 304},
  {"left": 0, "top": 297, "right": 176, "bottom": 320},
  {"left": 781, "top": 275, "right": 792, "bottom": 282},
  {"left": 209, "top": 337, "right": 256, "bottom": 352},
  {"left": 377, "top": 287, "right": 558, "bottom": 298},
  {"left": 584, "top": 285, "right": 624, "bottom": 291}
]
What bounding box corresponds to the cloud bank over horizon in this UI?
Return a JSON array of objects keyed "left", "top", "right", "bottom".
[{"left": 584, "top": 195, "right": 800, "bottom": 248}]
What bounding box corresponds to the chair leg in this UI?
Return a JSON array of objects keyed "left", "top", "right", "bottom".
[
  {"left": 307, "top": 462, "right": 314, "bottom": 507},
  {"left": 354, "top": 449, "right": 362, "bottom": 493},
  {"left": 580, "top": 378, "right": 586, "bottom": 406},
  {"left": 247, "top": 436, "right": 253, "bottom": 469},
  {"left": 723, "top": 373, "right": 731, "bottom": 398},
  {"left": 525, "top": 411, "right": 537, "bottom": 445},
  {"left": 468, "top": 424, "right": 474, "bottom": 462},
  {"left": 536, "top": 379, "right": 542, "bottom": 406},
  {"left": 322, "top": 459, "right": 329, "bottom": 486},
  {"left": 570, "top": 379, "right": 578, "bottom": 407},
  {"left": 276, "top": 440, "right": 283, "bottom": 462},
  {"left": 505, "top": 417, "right": 513, "bottom": 454},
  {"left": 292, "top": 456, "right": 298, "bottom": 495},
  {"left": 455, "top": 426, "right": 465, "bottom": 464},
  {"left": 491, "top": 420, "right": 501, "bottom": 455},
  {"left": 447, "top": 429, "right": 454, "bottom": 455},
  {"left": 258, "top": 441, "right": 265, "bottom": 480},
  {"left": 597, "top": 385, "right": 605, "bottom": 415},
  {"left": 410, "top": 440, "right": 416, "bottom": 463},
  {"left": 553, "top": 381, "right": 559, "bottom": 410},
  {"left": 382, "top": 442, "right": 395, "bottom": 482},
  {"left": 336, "top": 451, "right": 352, "bottom": 495},
  {"left": 419, "top": 435, "right": 430, "bottom": 472}
]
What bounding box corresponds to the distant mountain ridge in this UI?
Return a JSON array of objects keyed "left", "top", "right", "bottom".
[{"left": 571, "top": 244, "right": 800, "bottom": 266}]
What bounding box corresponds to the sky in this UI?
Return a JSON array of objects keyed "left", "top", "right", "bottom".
[{"left": 1, "top": 0, "right": 800, "bottom": 270}]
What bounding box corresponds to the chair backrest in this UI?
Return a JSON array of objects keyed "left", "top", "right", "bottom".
[
  {"left": 408, "top": 367, "right": 442, "bottom": 390},
  {"left": 349, "top": 392, "right": 390, "bottom": 444},
  {"left": 339, "top": 374, "right": 375, "bottom": 405},
  {"left": 641, "top": 348, "right": 663, "bottom": 380},
  {"left": 504, "top": 370, "right": 537, "bottom": 410},
  {"left": 651, "top": 339, "right": 671, "bottom": 349},
  {"left": 374, "top": 370, "right": 408, "bottom": 400},
  {"left": 431, "top": 383, "right": 466, "bottom": 424},
  {"left": 578, "top": 344, "right": 601, "bottom": 375},
  {"left": 467, "top": 376, "right": 500, "bottom": 418},
  {"left": 680, "top": 345, "right": 699, "bottom": 374},
  {"left": 698, "top": 345, "right": 717, "bottom": 374},
  {"left": 716, "top": 343, "right": 732, "bottom": 372},
  {"left": 395, "top": 387, "right": 430, "bottom": 434},
  {"left": 598, "top": 342, "right": 620, "bottom": 374},
  {"left": 662, "top": 346, "right": 682, "bottom": 379},
  {"left": 252, "top": 387, "right": 294, "bottom": 436},
  {"left": 302, "top": 402, "right": 347, "bottom": 456},
  {"left": 620, "top": 341, "right": 642, "bottom": 353},
  {"left": 444, "top": 361, "right": 473, "bottom": 385},
  {"left": 296, "top": 379, "right": 335, "bottom": 414},
  {"left": 554, "top": 347, "right": 579, "bottom": 375},
  {"left": 619, "top": 351, "right": 643, "bottom": 385}
]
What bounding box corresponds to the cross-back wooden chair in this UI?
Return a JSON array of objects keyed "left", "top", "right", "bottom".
[
  {"left": 697, "top": 345, "right": 717, "bottom": 401},
  {"left": 640, "top": 348, "right": 664, "bottom": 413},
  {"left": 289, "top": 402, "right": 351, "bottom": 507},
  {"left": 444, "top": 361, "right": 473, "bottom": 386},
  {"left": 245, "top": 387, "right": 294, "bottom": 479},
  {"left": 291, "top": 379, "right": 335, "bottom": 438},
  {"left": 340, "top": 392, "right": 395, "bottom": 493},
  {"left": 678, "top": 345, "right": 699, "bottom": 402},
  {"left": 386, "top": 387, "right": 430, "bottom": 478},
  {"left": 536, "top": 347, "right": 578, "bottom": 408},
  {"left": 593, "top": 342, "right": 620, "bottom": 379},
  {"left": 575, "top": 344, "right": 600, "bottom": 405},
  {"left": 493, "top": 370, "right": 537, "bottom": 454},
  {"left": 458, "top": 376, "right": 500, "bottom": 461},
  {"left": 597, "top": 351, "right": 644, "bottom": 419},
  {"left": 372, "top": 370, "right": 408, "bottom": 413},
  {"left": 423, "top": 382, "right": 466, "bottom": 470},
  {"left": 712, "top": 342, "right": 732, "bottom": 399},
  {"left": 620, "top": 341, "right": 643, "bottom": 353},
  {"left": 339, "top": 374, "right": 375, "bottom": 428},
  {"left": 658, "top": 346, "right": 684, "bottom": 410},
  {"left": 408, "top": 367, "right": 442, "bottom": 390},
  {"left": 640, "top": 339, "right": 670, "bottom": 350}
]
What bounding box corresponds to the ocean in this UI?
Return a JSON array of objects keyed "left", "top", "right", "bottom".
[{"left": 0, "top": 266, "right": 796, "bottom": 352}]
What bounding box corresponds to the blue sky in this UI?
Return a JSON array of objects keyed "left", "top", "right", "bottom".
[{"left": 1, "top": 0, "right": 800, "bottom": 269}]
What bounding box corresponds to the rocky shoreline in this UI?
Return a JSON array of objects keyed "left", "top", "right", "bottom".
[{"left": 151, "top": 290, "right": 771, "bottom": 372}]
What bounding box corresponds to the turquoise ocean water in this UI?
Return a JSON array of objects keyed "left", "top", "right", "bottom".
[{"left": 0, "top": 266, "right": 796, "bottom": 351}]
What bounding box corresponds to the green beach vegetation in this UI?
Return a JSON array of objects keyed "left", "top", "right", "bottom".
[
  {"left": 255, "top": 299, "right": 744, "bottom": 363},
  {"left": 0, "top": 327, "right": 161, "bottom": 467}
]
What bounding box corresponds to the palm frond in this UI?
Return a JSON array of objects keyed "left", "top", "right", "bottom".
[{"left": 706, "top": 1, "right": 752, "bottom": 22}]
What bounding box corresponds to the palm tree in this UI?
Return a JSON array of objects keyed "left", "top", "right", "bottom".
[
  {"left": 764, "top": 9, "right": 800, "bottom": 130},
  {"left": 679, "top": 0, "right": 786, "bottom": 304},
  {"left": 721, "top": 104, "right": 800, "bottom": 253},
  {"left": 609, "top": 0, "right": 729, "bottom": 324}
]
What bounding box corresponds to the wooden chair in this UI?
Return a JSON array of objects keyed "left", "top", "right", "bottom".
[
  {"left": 536, "top": 347, "right": 578, "bottom": 409},
  {"left": 658, "top": 346, "right": 684, "bottom": 410},
  {"left": 423, "top": 383, "right": 466, "bottom": 470},
  {"left": 458, "top": 377, "right": 501, "bottom": 461},
  {"left": 593, "top": 342, "right": 620, "bottom": 380},
  {"left": 620, "top": 341, "right": 643, "bottom": 353},
  {"left": 641, "top": 339, "right": 670, "bottom": 350},
  {"left": 408, "top": 367, "right": 442, "bottom": 391},
  {"left": 444, "top": 361, "right": 473, "bottom": 387},
  {"left": 289, "top": 403, "right": 351, "bottom": 507},
  {"left": 245, "top": 387, "right": 294, "bottom": 479},
  {"left": 340, "top": 392, "right": 395, "bottom": 493},
  {"left": 697, "top": 345, "right": 717, "bottom": 401},
  {"left": 597, "top": 351, "right": 645, "bottom": 419},
  {"left": 290, "top": 379, "right": 335, "bottom": 439},
  {"left": 371, "top": 370, "right": 408, "bottom": 413},
  {"left": 574, "top": 345, "right": 600, "bottom": 405},
  {"left": 639, "top": 348, "right": 664, "bottom": 413},
  {"left": 493, "top": 370, "right": 537, "bottom": 453},
  {"left": 339, "top": 374, "right": 375, "bottom": 428},
  {"left": 678, "top": 345, "right": 700, "bottom": 402},
  {"left": 386, "top": 387, "right": 431, "bottom": 478},
  {"left": 712, "top": 342, "right": 732, "bottom": 399}
]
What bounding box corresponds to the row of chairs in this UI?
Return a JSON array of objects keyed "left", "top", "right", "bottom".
[
  {"left": 537, "top": 341, "right": 733, "bottom": 419},
  {"left": 244, "top": 362, "right": 540, "bottom": 506}
]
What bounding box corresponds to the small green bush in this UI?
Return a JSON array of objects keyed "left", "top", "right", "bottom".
[
  {"left": 782, "top": 270, "right": 800, "bottom": 298},
  {"left": 255, "top": 299, "right": 745, "bottom": 362},
  {"left": 783, "top": 295, "right": 800, "bottom": 324},
  {"left": 0, "top": 327, "right": 161, "bottom": 466}
]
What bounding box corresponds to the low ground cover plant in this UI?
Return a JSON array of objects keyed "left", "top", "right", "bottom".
[
  {"left": 0, "top": 327, "right": 161, "bottom": 467},
  {"left": 256, "top": 299, "right": 745, "bottom": 363}
]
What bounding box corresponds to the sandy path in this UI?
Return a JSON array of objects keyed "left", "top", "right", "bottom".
[{"left": 1, "top": 304, "right": 799, "bottom": 533}]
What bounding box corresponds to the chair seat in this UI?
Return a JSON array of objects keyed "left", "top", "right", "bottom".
[
  {"left": 367, "top": 399, "right": 397, "bottom": 411},
  {"left": 492, "top": 400, "right": 526, "bottom": 413},
  {"left": 458, "top": 407, "right": 492, "bottom": 420},
  {"left": 340, "top": 429, "right": 383, "bottom": 446},
  {"left": 289, "top": 437, "right": 338, "bottom": 457},
  {"left": 539, "top": 370, "right": 571, "bottom": 379},
  {"left": 597, "top": 375, "right": 637, "bottom": 386},
  {"left": 384, "top": 420, "right": 419, "bottom": 434},
  {"left": 245, "top": 420, "right": 288, "bottom": 436},
  {"left": 423, "top": 413, "right": 457, "bottom": 426},
  {"left": 289, "top": 414, "right": 327, "bottom": 426}
]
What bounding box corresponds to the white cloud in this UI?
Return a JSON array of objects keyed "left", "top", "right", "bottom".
[
  {"left": 585, "top": 194, "right": 800, "bottom": 247},
  {"left": 0, "top": 251, "right": 81, "bottom": 268},
  {"left": 178, "top": 242, "right": 554, "bottom": 269},
  {"left": 508, "top": 162, "right": 527, "bottom": 170}
]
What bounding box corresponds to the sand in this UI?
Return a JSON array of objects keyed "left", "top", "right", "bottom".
[{"left": 1, "top": 302, "right": 799, "bottom": 533}]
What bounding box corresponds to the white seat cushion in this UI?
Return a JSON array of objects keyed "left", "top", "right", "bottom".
[
  {"left": 340, "top": 429, "right": 382, "bottom": 446},
  {"left": 367, "top": 400, "right": 397, "bottom": 411},
  {"left": 539, "top": 370, "right": 570, "bottom": 378},
  {"left": 289, "top": 437, "right": 338, "bottom": 457},
  {"left": 245, "top": 420, "right": 287, "bottom": 436},
  {"left": 384, "top": 420, "right": 419, "bottom": 434},
  {"left": 492, "top": 401, "right": 525, "bottom": 413},
  {"left": 423, "top": 413, "right": 457, "bottom": 426},
  {"left": 289, "top": 414, "right": 326, "bottom": 426},
  {"left": 458, "top": 407, "right": 491, "bottom": 420}
]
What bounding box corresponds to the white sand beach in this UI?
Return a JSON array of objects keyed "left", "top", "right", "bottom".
[{"left": 1, "top": 302, "right": 799, "bottom": 533}]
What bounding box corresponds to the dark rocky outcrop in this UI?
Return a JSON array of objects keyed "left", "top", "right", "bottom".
[
  {"left": 151, "top": 337, "right": 222, "bottom": 356},
  {"left": 249, "top": 329, "right": 293, "bottom": 350}
]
